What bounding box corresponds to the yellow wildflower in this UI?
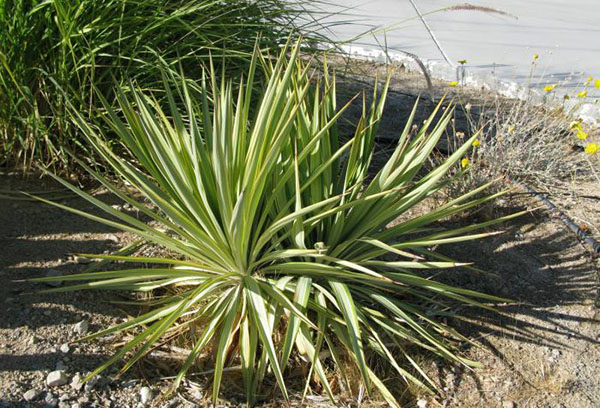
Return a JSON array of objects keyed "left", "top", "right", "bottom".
[
  {"left": 532, "top": 53, "right": 539, "bottom": 60},
  {"left": 595, "top": 79, "right": 600, "bottom": 89},
  {"left": 585, "top": 142, "right": 598, "bottom": 155},
  {"left": 472, "top": 139, "right": 480, "bottom": 147},
  {"left": 458, "top": 59, "right": 467, "bottom": 65},
  {"left": 507, "top": 125, "right": 515, "bottom": 134},
  {"left": 585, "top": 76, "right": 594, "bottom": 84},
  {"left": 544, "top": 84, "right": 556, "bottom": 92},
  {"left": 449, "top": 81, "right": 458, "bottom": 87},
  {"left": 570, "top": 121, "right": 582, "bottom": 131},
  {"left": 461, "top": 157, "right": 469, "bottom": 168},
  {"left": 577, "top": 131, "right": 588, "bottom": 140},
  {"left": 577, "top": 90, "right": 588, "bottom": 98}
]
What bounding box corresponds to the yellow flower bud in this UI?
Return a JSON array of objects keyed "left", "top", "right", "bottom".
[{"left": 585, "top": 142, "right": 598, "bottom": 155}]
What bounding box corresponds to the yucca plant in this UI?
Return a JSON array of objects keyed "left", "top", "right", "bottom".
[{"left": 34, "top": 42, "right": 521, "bottom": 406}]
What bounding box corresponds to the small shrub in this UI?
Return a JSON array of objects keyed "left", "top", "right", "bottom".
[{"left": 34, "top": 42, "right": 516, "bottom": 406}]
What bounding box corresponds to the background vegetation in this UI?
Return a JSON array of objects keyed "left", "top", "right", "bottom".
[{"left": 0, "top": 0, "right": 327, "bottom": 170}]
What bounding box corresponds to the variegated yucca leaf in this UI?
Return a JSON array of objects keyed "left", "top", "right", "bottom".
[{"left": 33, "top": 41, "right": 520, "bottom": 406}]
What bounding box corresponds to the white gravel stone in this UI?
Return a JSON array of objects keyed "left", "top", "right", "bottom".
[
  {"left": 71, "top": 373, "right": 84, "bottom": 391},
  {"left": 60, "top": 343, "right": 70, "bottom": 353},
  {"left": 417, "top": 399, "right": 428, "bottom": 408},
  {"left": 47, "top": 370, "right": 69, "bottom": 387},
  {"left": 106, "top": 234, "right": 120, "bottom": 243},
  {"left": 23, "top": 389, "right": 40, "bottom": 401},
  {"left": 73, "top": 320, "right": 89, "bottom": 335},
  {"left": 140, "top": 386, "right": 153, "bottom": 404},
  {"left": 74, "top": 255, "right": 92, "bottom": 264}
]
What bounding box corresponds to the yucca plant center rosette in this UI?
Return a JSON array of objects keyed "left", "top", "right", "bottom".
[{"left": 33, "top": 41, "right": 520, "bottom": 406}]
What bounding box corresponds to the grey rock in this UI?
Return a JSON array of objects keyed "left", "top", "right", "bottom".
[
  {"left": 45, "top": 269, "right": 63, "bottom": 287},
  {"left": 73, "top": 320, "right": 89, "bottom": 335},
  {"left": 23, "top": 389, "right": 41, "bottom": 401},
  {"left": 47, "top": 370, "right": 69, "bottom": 387},
  {"left": 45, "top": 392, "right": 59, "bottom": 407},
  {"left": 140, "top": 386, "right": 153, "bottom": 404}
]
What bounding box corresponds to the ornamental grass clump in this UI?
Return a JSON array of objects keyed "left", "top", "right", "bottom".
[
  {"left": 34, "top": 42, "right": 519, "bottom": 406},
  {"left": 0, "top": 0, "right": 326, "bottom": 170}
]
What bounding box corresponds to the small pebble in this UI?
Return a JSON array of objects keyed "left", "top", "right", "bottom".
[
  {"left": 71, "top": 374, "right": 84, "bottom": 391},
  {"left": 60, "top": 343, "right": 70, "bottom": 353},
  {"left": 74, "top": 255, "right": 92, "bottom": 264},
  {"left": 45, "top": 269, "right": 63, "bottom": 287},
  {"left": 502, "top": 401, "right": 516, "bottom": 408},
  {"left": 47, "top": 370, "right": 69, "bottom": 387},
  {"left": 140, "top": 386, "right": 153, "bottom": 404},
  {"left": 106, "top": 234, "right": 120, "bottom": 243},
  {"left": 45, "top": 392, "right": 59, "bottom": 407},
  {"left": 73, "top": 320, "right": 89, "bottom": 335},
  {"left": 23, "top": 389, "right": 40, "bottom": 401},
  {"left": 417, "top": 399, "right": 428, "bottom": 408}
]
